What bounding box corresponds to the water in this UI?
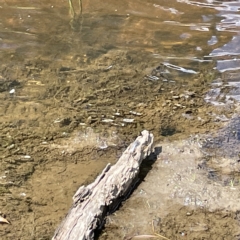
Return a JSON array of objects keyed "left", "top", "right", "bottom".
[
  {"left": 1, "top": 0, "right": 240, "bottom": 239},
  {"left": 0, "top": 0, "right": 239, "bottom": 82},
  {"left": 0, "top": 1, "right": 237, "bottom": 67}
]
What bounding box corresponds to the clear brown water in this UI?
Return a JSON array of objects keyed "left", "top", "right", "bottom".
[
  {"left": 1, "top": 0, "right": 240, "bottom": 239},
  {"left": 0, "top": 0, "right": 237, "bottom": 68},
  {"left": 1, "top": 0, "right": 240, "bottom": 76}
]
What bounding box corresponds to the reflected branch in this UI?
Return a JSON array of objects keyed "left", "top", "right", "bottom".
[
  {"left": 68, "top": 0, "right": 75, "bottom": 18},
  {"left": 68, "top": 0, "right": 83, "bottom": 31}
]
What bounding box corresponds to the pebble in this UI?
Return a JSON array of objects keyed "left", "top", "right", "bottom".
[
  {"left": 9, "top": 89, "right": 15, "bottom": 94},
  {"left": 102, "top": 119, "right": 114, "bottom": 123},
  {"left": 122, "top": 118, "right": 134, "bottom": 123}
]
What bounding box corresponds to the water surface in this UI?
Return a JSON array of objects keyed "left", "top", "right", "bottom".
[{"left": 1, "top": 0, "right": 240, "bottom": 239}]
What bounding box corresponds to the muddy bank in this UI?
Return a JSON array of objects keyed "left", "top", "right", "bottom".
[{"left": 99, "top": 130, "right": 240, "bottom": 240}]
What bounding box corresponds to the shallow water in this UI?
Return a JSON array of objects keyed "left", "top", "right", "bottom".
[
  {"left": 0, "top": 0, "right": 240, "bottom": 239},
  {"left": 0, "top": 0, "right": 237, "bottom": 68}
]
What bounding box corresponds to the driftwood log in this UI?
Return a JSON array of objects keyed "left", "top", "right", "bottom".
[{"left": 52, "top": 130, "right": 154, "bottom": 240}]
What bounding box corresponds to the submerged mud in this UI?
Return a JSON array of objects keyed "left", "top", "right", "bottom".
[{"left": 0, "top": 49, "right": 238, "bottom": 239}]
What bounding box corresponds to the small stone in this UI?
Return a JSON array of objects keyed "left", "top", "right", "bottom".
[
  {"left": 9, "top": 89, "right": 15, "bottom": 94},
  {"left": 172, "top": 95, "right": 180, "bottom": 99},
  {"left": 186, "top": 212, "right": 192, "bottom": 216}
]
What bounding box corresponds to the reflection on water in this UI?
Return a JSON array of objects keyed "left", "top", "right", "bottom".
[{"left": 179, "top": 0, "right": 240, "bottom": 71}]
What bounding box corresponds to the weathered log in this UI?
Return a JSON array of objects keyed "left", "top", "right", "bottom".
[{"left": 52, "top": 130, "right": 154, "bottom": 240}]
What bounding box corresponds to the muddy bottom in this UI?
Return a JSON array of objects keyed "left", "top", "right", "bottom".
[{"left": 0, "top": 48, "right": 238, "bottom": 239}]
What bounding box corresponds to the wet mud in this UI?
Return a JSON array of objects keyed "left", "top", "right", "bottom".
[{"left": 99, "top": 133, "right": 240, "bottom": 240}]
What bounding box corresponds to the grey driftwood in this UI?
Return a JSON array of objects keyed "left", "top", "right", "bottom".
[{"left": 52, "top": 130, "right": 154, "bottom": 240}]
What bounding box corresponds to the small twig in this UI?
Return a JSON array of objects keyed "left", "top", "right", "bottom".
[
  {"left": 68, "top": 0, "right": 75, "bottom": 18},
  {"left": 146, "top": 200, "right": 151, "bottom": 209},
  {"left": 78, "top": 0, "right": 82, "bottom": 15}
]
